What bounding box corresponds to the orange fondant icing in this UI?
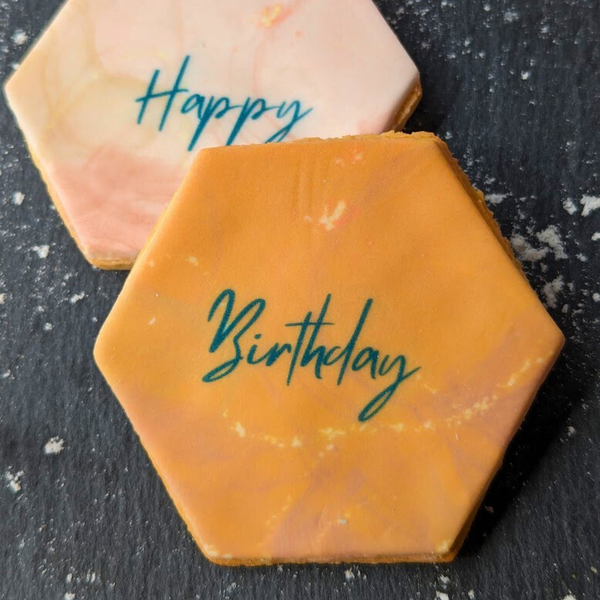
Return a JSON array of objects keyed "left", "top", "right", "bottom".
[{"left": 95, "top": 132, "right": 563, "bottom": 564}]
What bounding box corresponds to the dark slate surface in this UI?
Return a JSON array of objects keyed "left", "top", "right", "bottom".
[{"left": 1, "top": 0, "right": 599, "bottom": 598}]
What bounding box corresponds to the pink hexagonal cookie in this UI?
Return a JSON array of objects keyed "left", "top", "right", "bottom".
[{"left": 4, "top": 0, "right": 420, "bottom": 268}]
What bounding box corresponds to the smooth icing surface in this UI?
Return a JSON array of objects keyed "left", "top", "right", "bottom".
[
  {"left": 4, "top": 0, "right": 420, "bottom": 267},
  {"left": 94, "top": 133, "right": 564, "bottom": 565}
]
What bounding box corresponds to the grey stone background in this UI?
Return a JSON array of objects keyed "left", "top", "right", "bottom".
[{"left": 1, "top": 0, "right": 599, "bottom": 599}]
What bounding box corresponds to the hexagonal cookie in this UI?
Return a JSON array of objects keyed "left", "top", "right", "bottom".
[
  {"left": 94, "top": 132, "right": 564, "bottom": 564},
  {"left": 3, "top": 0, "right": 420, "bottom": 269}
]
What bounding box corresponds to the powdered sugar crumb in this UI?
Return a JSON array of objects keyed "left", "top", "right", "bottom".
[
  {"left": 344, "top": 569, "right": 355, "bottom": 581},
  {"left": 224, "top": 582, "right": 237, "bottom": 595},
  {"left": 536, "top": 226, "right": 567, "bottom": 259},
  {"left": 468, "top": 592, "right": 476, "bottom": 600},
  {"left": 43, "top": 437, "right": 65, "bottom": 455},
  {"left": 562, "top": 595, "right": 577, "bottom": 600},
  {"left": 12, "top": 30, "right": 29, "bottom": 46},
  {"left": 12, "top": 191, "right": 24, "bottom": 206},
  {"left": 562, "top": 199, "right": 578, "bottom": 215},
  {"left": 436, "top": 592, "right": 450, "bottom": 600},
  {"left": 439, "top": 575, "right": 450, "bottom": 586},
  {"left": 487, "top": 193, "right": 507, "bottom": 205},
  {"left": 581, "top": 196, "right": 600, "bottom": 217},
  {"left": 64, "top": 594, "right": 75, "bottom": 600},
  {"left": 543, "top": 276, "right": 564, "bottom": 308},
  {"left": 69, "top": 292, "right": 86, "bottom": 304},
  {"left": 510, "top": 235, "right": 548, "bottom": 262},
  {"left": 0, "top": 293, "right": 5, "bottom": 305},
  {"left": 32, "top": 245, "right": 50, "bottom": 259},
  {"left": 593, "top": 293, "right": 600, "bottom": 303},
  {"left": 5, "top": 469, "right": 23, "bottom": 493},
  {"left": 592, "top": 232, "right": 600, "bottom": 241}
]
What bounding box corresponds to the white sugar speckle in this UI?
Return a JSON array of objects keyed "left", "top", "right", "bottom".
[
  {"left": 43, "top": 437, "right": 65, "bottom": 455},
  {"left": 520, "top": 71, "right": 531, "bottom": 80},
  {"left": 487, "top": 193, "right": 507, "bottom": 205},
  {"left": 510, "top": 235, "right": 548, "bottom": 262},
  {"left": 562, "top": 199, "right": 578, "bottom": 215},
  {"left": 43, "top": 323, "right": 53, "bottom": 331},
  {"left": 319, "top": 201, "right": 346, "bottom": 231},
  {"left": 12, "top": 191, "right": 24, "bottom": 206},
  {"left": 0, "top": 293, "right": 5, "bottom": 305},
  {"left": 436, "top": 592, "right": 450, "bottom": 600},
  {"left": 581, "top": 196, "right": 600, "bottom": 217},
  {"left": 32, "top": 245, "right": 50, "bottom": 259},
  {"left": 344, "top": 569, "right": 355, "bottom": 581},
  {"left": 233, "top": 422, "right": 246, "bottom": 438},
  {"left": 567, "top": 426, "right": 576, "bottom": 437},
  {"left": 5, "top": 469, "right": 23, "bottom": 493},
  {"left": 593, "top": 293, "right": 600, "bottom": 303},
  {"left": 542, "top": 275, "right": 564, "bottom": 309},
  {"left": 504, "top": 10, "right": 519, "bottom": 22},
  {"left": 64, "top": 594, "right": 75, "bottom": 600},
  {"left": 1, "top": 370, "right": 12, "bottom": 379},
  {"left": 69, "top": 292, "right": 86, "bottom": 304},
  {"left": 562, "top": 595, "right": 577, "bottom": 600},
  {"left": 483, "top": 4, "right": 491, "bottom": 12},
  {"left": 439, "top": 575, "right": 450, "bottom": 586},
  {"left": 577, "top": 253, "right": 588, "bottom": 262},
  {"left": 536, "top": 226, "right": 567, "bottom": 259},
  {"left": 468, "top": 591, "right": 476, "bottom": 600},
  {"left": 592, "top": 232, "right": 600, "bottom": 241},
  {"left": 65, "top": 574, "right": 73, "bottom": 584},
  {"left": 12, "top": 30, "right": 29, "bottom": 45}
]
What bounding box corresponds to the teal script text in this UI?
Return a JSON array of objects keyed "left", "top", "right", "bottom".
[
  {"left": 135, "top": 56, "right": 313, "bottom": 151},
  {"left": 202, "top": 289, "right": 421, "bottom": 422}
]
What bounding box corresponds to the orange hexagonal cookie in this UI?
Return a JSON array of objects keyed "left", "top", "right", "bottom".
[{"left": 94, "top": 132, "right": 564, "bottom": 564}]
